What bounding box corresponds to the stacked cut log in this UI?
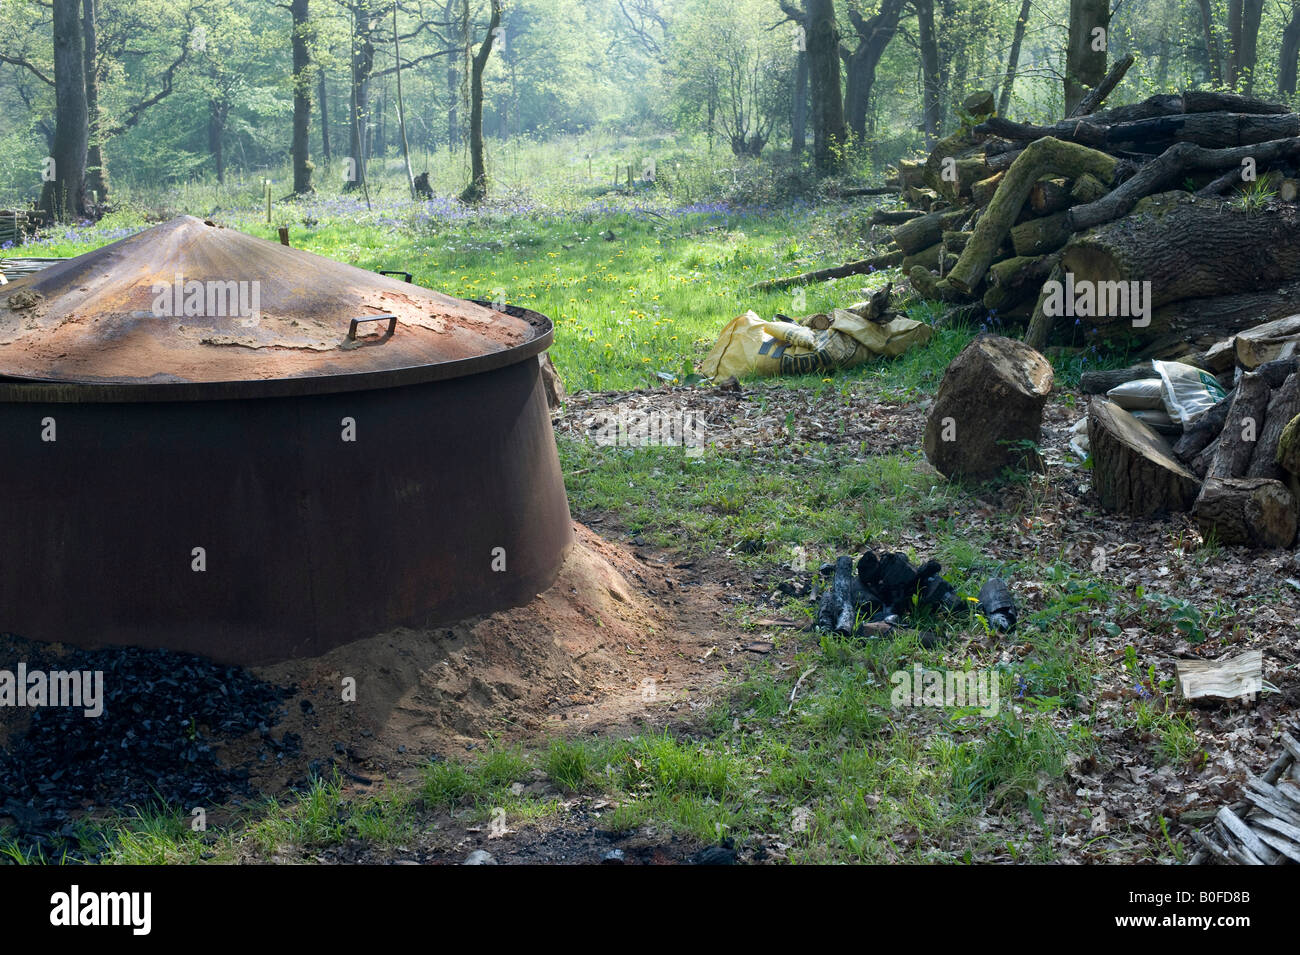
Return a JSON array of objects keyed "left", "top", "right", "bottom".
[
  {"left": 0, "top": 211, "right": 29, "bottom": 247},
  {"left": 1081, "top": 349, "right": 1300, "bottom": 547},
  {"left": 874, "top": 77, "right": 1300, "bottom": 363}
]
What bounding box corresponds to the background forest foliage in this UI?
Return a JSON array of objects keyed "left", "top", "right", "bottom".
[{"left": 1, "top": 0, "right": 1298, "bottom": 209}]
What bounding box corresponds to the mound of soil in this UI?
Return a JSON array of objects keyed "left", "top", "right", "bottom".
[{"left": 0, "top": 523, "right": 736, "bottom": 855}]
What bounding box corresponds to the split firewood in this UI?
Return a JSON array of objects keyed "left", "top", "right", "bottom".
[
  {"left": 1206, "top": 371, "right": 1271, "bottom": 480},
  {"left": 1173, "top": 390, "right": 1235, "bottom": 461},
  {"left": 1246, "top": 374, "right": 1300, "bottom": 480}
]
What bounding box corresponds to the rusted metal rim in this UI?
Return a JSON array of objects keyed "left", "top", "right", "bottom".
[{"left": 0, "top": 303, "right": 552, "bottom": 403}]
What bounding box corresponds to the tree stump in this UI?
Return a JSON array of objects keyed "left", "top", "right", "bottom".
[
  {"left": 1193, "top": 477, "right": 1298, "bottom": 548},
  {"left": 923, "top": 336, "right": 1053, "bottom": 481},
  {"left": 1088, "top": 399, "right": 1200, "bottom": 515}
]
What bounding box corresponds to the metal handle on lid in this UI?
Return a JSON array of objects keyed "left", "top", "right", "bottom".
[{"left": 347, "top": 314, "right": 398, "bottom": 342}]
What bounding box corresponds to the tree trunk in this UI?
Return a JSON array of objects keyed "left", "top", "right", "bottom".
[
  {"left": 290, "top": 0, "right": 313, "bottom": 195},
  {"left": 318, "top": 71, "right": 331, "bottom": 162},
  {"left": 843, "top": 1, "right": 902, "bottom": 143},
  {"left": 208, "top": 99, "right": 227, "bottom": 183},
  {"left": 1197, "top": 0, "right": 1224, "bottom": 86},
  {"left": 1281, "top": 2, "right": 1300, "bottom": 97},
  {"left": 346, "top": 3, "right": 376, "bottom": 190},
  {"left": 82, "top": 0, "right": 106, "bottom": 206},
  {"left": 393, "top": 2, "right": 415, "bottom": 198},
  {"left": 459, "top": 0, "right": 500, "bottom": 203},
  {"left": 997, "top": 0, "right": 1032, "bottom": 116},
  {"left": 39, "top": 0, "right": 89, "bottom": 222},
  {"left": 807, "top": 0, "right": 846, "bottom": 172},
  {"left": 1064, "top": 0, "right": 1109, "bottom": 115},
  {"left": 915, "top": 0, "right": 941, "bottom": 147},
  {"left": 792, "top": 48, "right": 808, "bottom": 156}
]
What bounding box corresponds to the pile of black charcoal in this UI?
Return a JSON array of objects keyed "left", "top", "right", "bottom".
[
  {"left": 815, "top": 549, "right": 1017, "bottom": 639},
  {"left": 0, "top": 641, "right": 296, "bottom": 855}
]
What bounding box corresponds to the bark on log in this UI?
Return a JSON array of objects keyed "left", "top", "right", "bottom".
[
  {"left": 971, "top": 173, "right": 1004, "bottom": 207},
  {"left": 946, "top": 138, "right": 1118, "bottom": 296},
  {"left": 870, "top": 208, "right": 924, "bottom": 225},
  {"left": 1088, "top": 399, "right": 1201, "bottom": 515},
  {"left": 1067, "top": 138, "right": 1300, "bottom": 232},
  {"left": 1246, "top": 373, "right": 1300, "bottom": 480},
  {"left": 1182, "top": 91, "right": 1292, "bottom": 115},
  {"left": 1131, "top": 282, "right": 1300, "bottom": 358},
  {"left": 978, "top": 111, "right": 1300, "bottom": 152},
  {"left": 893, "top": 209, "right": 967, "bottom": 254},
  {"left": 902, "top": 241, "right": 943, "bottom": 273},
  {"left": 983, "top": 253, "right": 1061, "bottom": 310},
  {"left": 1193, "top": 477, "right": 1298, "bottom": 548},
  {"left": 1254, "top": 356, "right": 1300, "bottom": 388},
  {"left": 985, "top": 150, "right": 1024, "bottom": 173},
  {"left": 1191, "top": 435, "right": 1221, "bottom": 478},
  {"left": 1207, "top": 371, "right": 1271, "bottom": 480},
  {"left": 1010, "top": 211, "right": 1073, "bottom": 256},
  {"left": 1079, "top": 363, "right": 1157, "bottom": 394},
  {"left": 936, "top": 157, "right": 992, "bottom": 201},
  {"left": 1278, "top": 415, "right": 1300, "bottom": 476},
  {"left": 1061, "top": 194, "right": 1300, "bottom": 316},
  {"left": 1070, "top": 173, "right": 1109, "bottom": 203},
  {"left": 748, "top": 249, "right": 904, "bottom": 291}
]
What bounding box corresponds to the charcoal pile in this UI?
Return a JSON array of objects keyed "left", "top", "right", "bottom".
[
  {"left": 814, "top": 550, "right": 1016, "bottom": 641},
  {"left": 0, "top": 640, "right": 295, "bottom": 855},
  {"left": 1081, "top": 349, "right": 1300, "bottom": 549}
]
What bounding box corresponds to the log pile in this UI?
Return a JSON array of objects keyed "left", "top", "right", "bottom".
[
  {"left": 881, "top": 78, "right": 1300, "bottom": 362},
  {"left": 1084, "top": 350, "right": 1300, "bottom": 547},
  {"left": 0, "top": 211, "right": 29, "bottom": 247}
]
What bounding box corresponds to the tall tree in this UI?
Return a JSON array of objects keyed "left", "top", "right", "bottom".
[
  {"left": 459, "top": 0, "right": 500, "bottom": 202},
  {"left": 1064, "top": 0, "right": 1109, "bottom": 114},
  {"left": 997, "top": 0, "right": 1032, "bottom": 115},
  {"left": 1282, "top": 1, "right": 1300, "bottom": 97},
  {"left": 841, "top": 0, "right": 903, "bottom": 144},
  {"left": 82, "top": 0, "right": 106, "bottom": 203},
  {"left": 289, "top": 0, "right": 314, "bottom": 194},
  {"left": 805, "top": 0, "right": 845, "bottom": 172},
  {"left": 40, "top": 0, "right": 89, "bottom": 221},
  {"left": 1196, "top": 0, "right": 1224, "bottom": 86},
  {"left": 914, "top": 0, "right": 940, "bottom": 146}
]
